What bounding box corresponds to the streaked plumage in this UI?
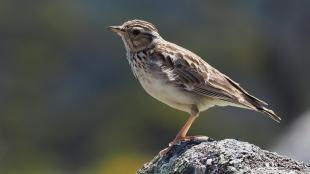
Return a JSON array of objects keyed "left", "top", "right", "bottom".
[{"left": 108, "top": 19, "right": 281, "bottom": 152}]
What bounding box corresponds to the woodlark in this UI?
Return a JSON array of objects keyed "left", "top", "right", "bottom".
[{"left": 108, "top": 19, "right": 281, "bottom": 153}]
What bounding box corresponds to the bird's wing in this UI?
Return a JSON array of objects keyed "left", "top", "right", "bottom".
[
  {"left": 149, "top": 50, "right": 243, "bottom": 104},
  {"left": 148, "top": 44, "right": 280, "bottom": 122}
]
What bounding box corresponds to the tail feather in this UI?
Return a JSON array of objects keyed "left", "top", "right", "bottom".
[
  {"left": 241, "top": 95, "right": 281, "bottom": 123},
  {"left": 223, "top": 75, "right": 281, "bottom": 122},
  {"left": 258, "top": 107, "right": 281, "bottom": 123}
]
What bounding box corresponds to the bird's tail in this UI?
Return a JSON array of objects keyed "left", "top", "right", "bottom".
[
  {"left": 257, "top": 106, "right": 281, "bottom": 123},
  {"left": 242, "top": 95, "right": 281, "bottom": 123},
  {"left": 224, "top": 76, "right": 281, "bottom": 123}
]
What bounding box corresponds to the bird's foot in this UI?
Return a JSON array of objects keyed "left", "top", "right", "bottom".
[
  {"left": 159, "top": 135, "right": 209, "bottom": 156},
  {"left": 169, "top": 135, "right": 209, "bottom": 146}
]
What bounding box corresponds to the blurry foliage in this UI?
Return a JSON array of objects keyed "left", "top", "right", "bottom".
[
  {"left": 0, "top": 0, "right": 309, "bottom": 173},
  {"left": 94, "top": 153, "right": 148, "bottom": 174}
]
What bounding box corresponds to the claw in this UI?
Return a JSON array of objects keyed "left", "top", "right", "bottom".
[{"left": 159, "top": 135, "right": 209, "bottom": 156}]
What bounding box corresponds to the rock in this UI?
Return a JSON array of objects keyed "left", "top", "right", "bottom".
[{"left": 137, "top": 138, "right": 310, "bottom": 174}]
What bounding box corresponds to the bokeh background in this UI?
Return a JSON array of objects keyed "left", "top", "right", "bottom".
[{"left": 1, "top": 0, "right": 310, "bottom": 173}]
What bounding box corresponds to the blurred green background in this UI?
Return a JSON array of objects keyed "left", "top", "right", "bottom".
[{"left": 1, "top": 0, "right": 310, "bottom": 173}]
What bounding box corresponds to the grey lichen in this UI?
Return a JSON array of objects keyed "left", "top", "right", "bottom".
[{"left": 137, "top": 138, "right": 310, "bottom": 174}]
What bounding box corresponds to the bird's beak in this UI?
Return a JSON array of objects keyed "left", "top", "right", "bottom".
[{"left": 107, "top": 26, "right": 124, "bottom": 34}]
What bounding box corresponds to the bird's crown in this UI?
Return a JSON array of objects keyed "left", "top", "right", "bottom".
[{"left": 122, "top": 19, "right": 158, "bottom": 33}]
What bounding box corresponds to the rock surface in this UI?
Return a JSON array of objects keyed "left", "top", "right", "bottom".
[{"left": 137, "top": 138, "right": 310, "bottom": 174}]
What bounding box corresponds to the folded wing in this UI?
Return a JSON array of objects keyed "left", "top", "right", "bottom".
[{"left": 149, "top": 49, "right": 281, "bottom": 122}]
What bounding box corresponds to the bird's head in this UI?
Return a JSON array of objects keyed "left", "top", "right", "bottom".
[{"left": 108, "top": 19, "right": 161, "bottom": 52}]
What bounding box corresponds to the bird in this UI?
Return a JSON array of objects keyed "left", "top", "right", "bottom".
[{"left": 108, "top": 19, "right": 281, "bottom": 153}]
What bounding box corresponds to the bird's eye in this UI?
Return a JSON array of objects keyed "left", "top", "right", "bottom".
[{"left": 132, "top": 29, "right": 140, "bottom": 36}]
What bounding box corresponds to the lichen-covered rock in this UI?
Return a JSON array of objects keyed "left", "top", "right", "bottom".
[{"left": 137, "top": 138, "right": 310, "bottom": 174}]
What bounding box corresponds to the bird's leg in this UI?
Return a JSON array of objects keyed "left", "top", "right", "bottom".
[
  {"left": 169, "top": 113, "right": 198, "bottom": 146},
  {"left": 160, "top": 106, "right": 207, "bottom": 156}
]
